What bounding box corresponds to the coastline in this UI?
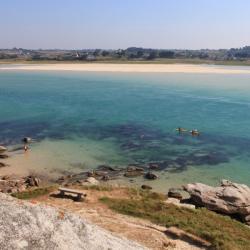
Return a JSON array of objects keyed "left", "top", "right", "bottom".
[
  {"left": 1, "top": 63, "right": 250, "bottom": 74},
  {"left": 1, "top": 66, "right": 250, "bottom": 249}
]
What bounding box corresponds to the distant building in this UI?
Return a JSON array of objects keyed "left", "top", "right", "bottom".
[{"left": 86, "top": 55, "right": 96, "bottom": 61}]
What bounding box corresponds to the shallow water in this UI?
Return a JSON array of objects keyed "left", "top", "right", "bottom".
[{"left": 0, "top": 69, "right": 250, "bottom": 191}]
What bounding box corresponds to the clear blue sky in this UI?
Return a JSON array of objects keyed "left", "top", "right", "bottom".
[{"left": 1, "top": 0, "right": 249, "bottom": 49}]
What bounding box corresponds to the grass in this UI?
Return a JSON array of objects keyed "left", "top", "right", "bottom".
[
  {"left": 77, "top": 184, "right": 114, "bottom": 192},
  {"left": 11, "top": 184, "right": 113, "bottom": 200},
  {"left": 100, "top": 189, "right": 250, "bottom": 250},
  {"left": 11, "top": 186, "right": 57, "bottom": 200},
  {"left": 1, "top": 58, "right": 250, "bottom": 66}
]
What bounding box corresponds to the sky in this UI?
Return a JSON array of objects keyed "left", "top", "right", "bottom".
[{"left": 0, "top": 0, "right": 250, "bottom": 50}]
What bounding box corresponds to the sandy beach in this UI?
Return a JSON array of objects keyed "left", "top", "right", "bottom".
[{"left": 1, "top": 63, "right": 250, "bottom": 74}]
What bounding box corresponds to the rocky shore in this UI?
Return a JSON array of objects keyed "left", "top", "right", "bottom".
[
  {"left": 0, "top": 174, "right": 41, "bottom": 193},
  {"left": 0, "top": 146, "right": 8, "bottom": 167},
  {"left": 56, "top": 168, "right": 250, "bottom": 226},
  {"left": 1, "top": 143, "right": 250, "bottom": 227},
  {"left": 54, "top": 163, "right": 162, "bottom": 189}
]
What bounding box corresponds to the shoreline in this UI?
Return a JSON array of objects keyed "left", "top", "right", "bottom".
[{"left": 1, "top": 63, "right": 250, "bottom": 74}]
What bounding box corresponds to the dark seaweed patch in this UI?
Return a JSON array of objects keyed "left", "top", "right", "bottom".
[{"left": 0, "top": 119, "right": 247, "bottom": 173}]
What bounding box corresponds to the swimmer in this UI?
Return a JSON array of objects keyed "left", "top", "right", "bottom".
[
  {"left": 190, "top": 129, "right": 200, "bottom": 136},
  {"left": 176, "top": 127, "right": 187, "bottom": 133}
]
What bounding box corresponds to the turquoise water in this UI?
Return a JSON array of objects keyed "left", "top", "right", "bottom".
[{"left": 0, "top": 69, "right": 250, "bottom": 189}]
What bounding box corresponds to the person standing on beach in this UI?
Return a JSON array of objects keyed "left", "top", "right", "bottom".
[
  {"left": 22, "top": 137, "right": 32, "bottom": 152},
  {"left": 24, "top": 144, "right": 29, "bottom": 152}
]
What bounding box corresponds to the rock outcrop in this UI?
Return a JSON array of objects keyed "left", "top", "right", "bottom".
[
  {"left": 165, "top": 198, "right": 195, "bottom": 210},
  {"left": 25, "top": 175, "right": 41, "bottom": 187},
  {"left": 141, "top": 185, "right": 152, "bottom": 190},
  {"left": 0, "top": 193, "right": 147, "bottom": 250},
  {"left": 124, "top": 166, "right": 144, "bottom": 178},
  {"left": 85, "top": 177, "right": 99, "bottom": 185},
  {"left": 168, "top": 188, "right": 183, "bottom": 200},
  {"left": 184, "top": 180, "right": 250, "bottom": 225},
  {"left": 144, "top": 172, "right": 158, "bottom": 180},
  {"left": 0, "top": 154, "right": 8, "bottom": 159},
  {"left": 0, "top": 175, "right": 41, "bottom": 193}
]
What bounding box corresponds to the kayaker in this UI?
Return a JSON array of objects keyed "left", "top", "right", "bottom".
[
  {"left": 190, "top": 129, "right": 200, "bottom": 136},
  {"left": 176, "top": 127, "right": 187, "bottom": 133}
]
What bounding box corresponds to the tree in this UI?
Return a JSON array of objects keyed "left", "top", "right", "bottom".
[
  {"left": 136, "top": 51, "right": 144, "bottom": 58},
  {"left": 93, "top": 49, "right": 101, "bottom": 56},
  {"left": 147, "top": 51, "right": 157, "bottom": 60},
  {"left": 101, "top": 50, "right": 110, "bottom": 57},
  {"left": 159, "top": 50, "right": 175, "bottom": 58}
]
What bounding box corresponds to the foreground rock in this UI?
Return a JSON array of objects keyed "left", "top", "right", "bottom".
[
  {"left": 0, "top": 193, "right": 146, "bottom": 250},
  {"left": 184, "top": 180, "right": 250, "bottom": 225}
]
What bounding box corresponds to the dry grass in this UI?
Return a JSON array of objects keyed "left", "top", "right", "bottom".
[
  {"left": 100, "top": 189, "right": 250, "bottom": 250},
  {"left": 12, "top": 185, "right": 250, "bottom": 249},
  {"left": 11, "top": 186, "right": 57, "bottom": 200}
]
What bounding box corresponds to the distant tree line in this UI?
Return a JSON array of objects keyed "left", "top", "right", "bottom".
[
  {"left": 227, "top": 46, "right": 250, "bottom": 59},
  {"left": 1, "top": 46, "right": 250, "bottom": 61}
]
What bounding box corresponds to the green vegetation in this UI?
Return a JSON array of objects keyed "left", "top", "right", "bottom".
[
  {"left": 1, "top": 58, "right": 250, "bottom": 66},
  {"left": 11, "top": 186, "right": 56, "bottom": 200},
  {"left": 77, "top": 184, "right": 113, "bottom": 192},
  {"left": 1, "top": 46, "right": 250, "bottom": 66},
  {"left": 100, "top": 190, "right": 250, "bottom": 250}
]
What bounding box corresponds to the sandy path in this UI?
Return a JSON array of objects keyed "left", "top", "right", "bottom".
[{"left": 34, "top": 188, "right": 205, "bottom": 250}]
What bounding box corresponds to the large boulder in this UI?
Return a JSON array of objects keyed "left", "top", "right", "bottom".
[
  {"left": 0, "top": 193, "right": 147, "bottom": 250},
  {"left": 183, "top": 180, "right": 250, "bottom": 224}
]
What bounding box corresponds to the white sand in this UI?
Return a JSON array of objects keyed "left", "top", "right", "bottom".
[{"left": 1, "top": 63, "right": 250, "bottom": 74}]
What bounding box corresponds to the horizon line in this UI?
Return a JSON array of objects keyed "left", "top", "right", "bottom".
[{"left": 1, "top": 46, "right": 249, "bottom": 51}]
